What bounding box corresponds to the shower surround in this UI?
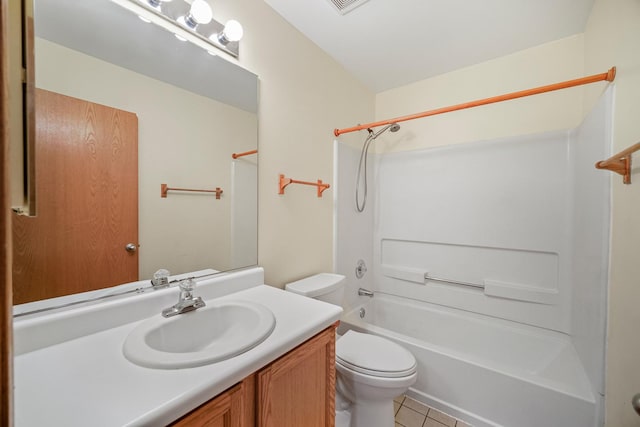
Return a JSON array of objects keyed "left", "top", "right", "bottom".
[{"left": 333, "top": 89, "right": 612, "bottom": 427}]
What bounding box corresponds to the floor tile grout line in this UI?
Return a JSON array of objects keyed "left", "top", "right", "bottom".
[
  {"left": 395, "top": 394, "right": 472, "bottom": 427},
  {"left": 397, "top": 404, "right": 427, "bottom": 427},
  {"left": 401, "top": 405, "right": 425, "bottom": 416}
]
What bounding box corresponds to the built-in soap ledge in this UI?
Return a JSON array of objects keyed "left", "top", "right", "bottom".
[
  {"left": 381, "top": 264, "right": 558, "bottom": 305},
  {"left": 381, "top": 264, "right": 426, "bottom": 284}
]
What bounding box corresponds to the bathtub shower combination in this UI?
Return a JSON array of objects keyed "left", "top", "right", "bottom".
[{"left": 334, "top": 89, "right": 612, "bottom": 427}]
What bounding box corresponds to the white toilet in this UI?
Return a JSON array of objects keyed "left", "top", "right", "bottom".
[{"left": 286, "top": 273, "right": 417, "bottom": 427}]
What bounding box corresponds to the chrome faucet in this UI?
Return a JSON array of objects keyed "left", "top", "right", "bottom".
[
  {"left": 358, "top": 287, "right": 374, "bottom": 297},
  {"left": 162, "top": 278, "right": 206, "bottom": 317}
]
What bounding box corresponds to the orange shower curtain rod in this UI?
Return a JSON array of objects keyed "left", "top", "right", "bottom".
[{"left": 333, "top": 67, "right": 616, "bottom": 137}]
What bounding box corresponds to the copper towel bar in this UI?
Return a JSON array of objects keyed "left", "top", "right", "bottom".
[
  {"left": 161, "top": 184, "right": 223, "bottom": 199},
  {"left": 278, "top": 174, "right": 330, "bottom": 198}
]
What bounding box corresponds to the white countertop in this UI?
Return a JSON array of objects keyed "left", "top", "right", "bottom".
[{"left": 14, "top": 270, "right": 342, "bottom": 426}]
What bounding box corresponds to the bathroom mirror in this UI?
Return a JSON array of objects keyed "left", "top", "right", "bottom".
[{"left": 12, "top": 0, "right": 258, "bottom": 306}]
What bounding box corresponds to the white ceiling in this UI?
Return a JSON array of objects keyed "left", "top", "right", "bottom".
[{"left": 264, "top": 0, "right": 595, "bottom": 92}]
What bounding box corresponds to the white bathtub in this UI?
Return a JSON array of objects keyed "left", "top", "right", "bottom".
[{"left": 339, "top": 294, "right": 596, "bottom": 427}]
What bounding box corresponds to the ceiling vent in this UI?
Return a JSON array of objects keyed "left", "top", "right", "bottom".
[{"left": 325, "top": 0, "right": 371, "bottom": 15}]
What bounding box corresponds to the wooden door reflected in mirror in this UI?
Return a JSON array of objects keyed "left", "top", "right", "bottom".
[{"left": 13, "top": 90, "right": 139, "bottom": 304}]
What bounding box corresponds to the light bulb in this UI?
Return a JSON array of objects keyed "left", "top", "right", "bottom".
[
  {"left": 215, "top": 19, "right": 243, "bottom": 45},
  {"left": 189, "top": 0, "right": 213, "bottom": 24},
  {"left": 223, "top": 20, "right": 243, "bottom": 42}
]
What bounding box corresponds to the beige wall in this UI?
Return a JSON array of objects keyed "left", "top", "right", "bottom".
[
  {"left": 213, "top": 0, "right": 374, "bottom": 287},
  {"left": 583, "top": 0, "right": 640, "bottom": 425},
  {"left": 374, "top": 34, "right": 585, "bottom": 152}
]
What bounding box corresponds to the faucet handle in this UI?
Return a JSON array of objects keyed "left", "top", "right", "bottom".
[
  {"left": 179, "top": 278, "right": 196, "bottom": 292},
  {"left": 151, "top": 269, "right": 170, "bottom": 288}
]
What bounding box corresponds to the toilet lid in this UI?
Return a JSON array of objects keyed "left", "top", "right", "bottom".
[{"left": 336, "top": 331, "right": 416, "bottom": 378}]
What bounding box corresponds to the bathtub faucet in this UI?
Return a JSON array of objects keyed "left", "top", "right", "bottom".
[{"left": 358, "top": 288, "right": 374, "bottom": 297}]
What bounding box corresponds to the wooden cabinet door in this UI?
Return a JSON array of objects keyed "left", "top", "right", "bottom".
[
  {"left": 257, "top": 325, "right": 336, "bottom": 427},
  {"left": 171, "top": 377, "right": 254, "bottom": 427}
]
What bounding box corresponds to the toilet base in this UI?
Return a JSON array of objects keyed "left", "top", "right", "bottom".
[
  {"left": 349, "top": 399, "right": 394, "bottom": 427},
  {"left": 334, "top": 399, "right": 394, "bottom": 427},
  {"left": 335, "top": 365, "right": 416, "bottom": 427}
]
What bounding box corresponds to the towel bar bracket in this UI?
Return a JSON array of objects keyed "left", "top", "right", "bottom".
[{"left": 595, "top": 141, "right": 640, "bottom": 184}]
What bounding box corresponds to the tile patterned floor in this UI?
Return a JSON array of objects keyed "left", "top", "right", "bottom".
[{"left": 394, "top": 395, "right": 472, "bottom": 427}]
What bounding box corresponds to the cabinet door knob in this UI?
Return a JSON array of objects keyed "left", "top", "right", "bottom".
[{"left": 125, "top": 243, "right": 137, "bottom": 253}]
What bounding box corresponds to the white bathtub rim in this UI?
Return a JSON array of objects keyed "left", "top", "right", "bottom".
[{"left": 341, "top": 299, "right": 595, "bottom": 404}]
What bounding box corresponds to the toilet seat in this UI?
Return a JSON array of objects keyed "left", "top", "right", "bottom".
[{"left": 336, "top": 330, "right": 417, "bottom": 378}]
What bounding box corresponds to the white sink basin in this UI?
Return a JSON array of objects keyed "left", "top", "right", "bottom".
[{"left": 123, "top": 300, "right": 276, "bottom": 369}]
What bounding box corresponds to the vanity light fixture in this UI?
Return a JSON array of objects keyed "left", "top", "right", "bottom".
[{"left": 112, "top": 0, "right": 243, "bottom": 57}]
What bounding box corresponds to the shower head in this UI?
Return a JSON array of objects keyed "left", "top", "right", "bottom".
[{"left": 370, "top": 123, "right": 401, "bottom": 140}]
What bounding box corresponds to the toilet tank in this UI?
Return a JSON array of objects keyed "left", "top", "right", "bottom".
[{"left": 285, "top": 273, "right": 346, "bottom": 306}]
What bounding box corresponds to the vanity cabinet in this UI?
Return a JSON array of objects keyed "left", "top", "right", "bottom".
[
  {"left": 257, "top": 324, "right": 336, "bottom": 427},
  {"left": 171, "top": 377, "right": 255, "bottom": 427},
  {"left": 172, "top": 324, "right": 336, "bottom": 427}
]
